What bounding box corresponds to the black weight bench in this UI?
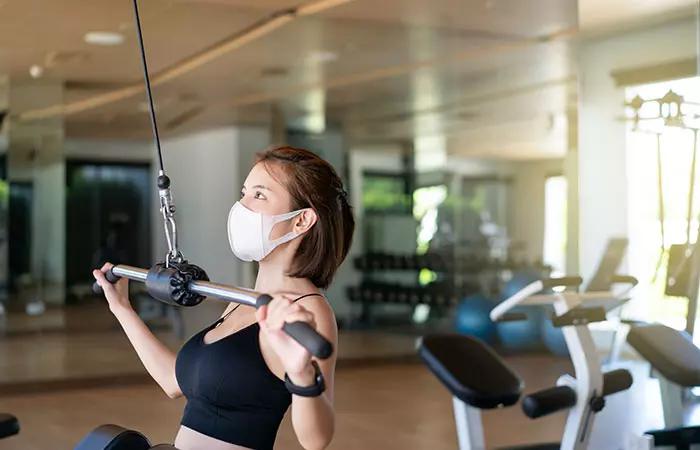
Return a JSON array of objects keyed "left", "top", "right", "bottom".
[
  {"left": 0, "top": 414, "right": 19, "bottom": 439},
  {"left": 74, "top": 424, "right": 179, "bottom": 450},
  {"left": 419, "top": 333, "right": 567, "bottom": 450},
  {"left": 627, "top": 323, "right": 700, "bottom": 449}
]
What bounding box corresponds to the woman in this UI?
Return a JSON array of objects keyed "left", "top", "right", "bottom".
[{"left": 93, "top": 146, "right": 355, "bottom": 450}]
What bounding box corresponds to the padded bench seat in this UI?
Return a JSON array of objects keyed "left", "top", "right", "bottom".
[
  {"left": 74, "top": 424, "right": 151, "bottom": 450},
  {"left": 418, "top": 333, "right": 524, "bottom": 409},
  {"left": 627, "top": 323, "right": 700, "bottom": 387},
  {"left": 0, "top": 414, "right": 19, "bottom": 439}
]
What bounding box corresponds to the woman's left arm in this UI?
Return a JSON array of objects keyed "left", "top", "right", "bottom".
[{"left": 257, "top": 296, "right": 338, "bottom": 450}]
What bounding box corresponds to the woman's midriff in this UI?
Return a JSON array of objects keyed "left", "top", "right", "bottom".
[{"left": 174, "top": 425, "right": 254, "bottom": 450}]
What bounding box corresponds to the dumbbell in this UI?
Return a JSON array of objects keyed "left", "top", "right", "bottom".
[
  {"left": 361, "top": 285, "right": 374, "bottom": 302},
  {"left": 367, "top": 253, "right": 381, "bottom": 270},
  {"left": 397, "top": 286, "right": 409, "bottom": 304},
  {"left": 346, "top": 286, "right": 361, "bottom": 302},
  {"left": 409, "top": 288, "right": 421, "bottom": 305},
  {"left": 386, "top": 284, "right": 398, "bottom": 303}
]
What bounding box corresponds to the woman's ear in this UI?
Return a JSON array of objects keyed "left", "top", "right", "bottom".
[{"left": 294, "top": 209, "right": 317, "bottom": 234}]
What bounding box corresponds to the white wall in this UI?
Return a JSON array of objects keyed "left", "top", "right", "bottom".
[
  {"left": 31, "top": 163, "right": 65, "bottom": 298},
  {"left": 564, "top": 149, "right": 579, "bottom": 274},
  {"left": 157, "top": 127, "right": 243, "bottom": 336},
  {"left": 156, "top": 128, "right": 242, "bottom": 285},
  {"left": 236, "top": 126, "right": 271, "bottom": 288},
  {"left": 509, "top": 159, "right": 564, "bottom": 263},
  {"left": 577, "top": 16, "right": 698, "bottom": 280}
]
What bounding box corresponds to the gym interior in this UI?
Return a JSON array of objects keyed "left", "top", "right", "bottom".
[{"left": 0, "top": 1, "right": 698, "bottom": 449}]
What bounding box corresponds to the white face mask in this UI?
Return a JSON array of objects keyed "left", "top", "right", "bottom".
[{"left": 227, "top": 201, "right": 306, "bottom": 262}]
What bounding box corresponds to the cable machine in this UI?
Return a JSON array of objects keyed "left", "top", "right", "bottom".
[{"left": 624, "top": 89, "right": 700, "bottom": 336}]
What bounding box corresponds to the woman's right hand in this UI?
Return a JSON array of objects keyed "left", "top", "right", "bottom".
[{"left": 93, "top": 262, "right": 131, "bottom": 313}]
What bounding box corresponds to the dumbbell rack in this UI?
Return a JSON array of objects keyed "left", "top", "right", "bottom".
[{"left": 346, "top": 251, "right": 550, "bottom": 328}]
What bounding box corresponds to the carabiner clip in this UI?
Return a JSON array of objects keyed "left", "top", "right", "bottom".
[{"left": 158, "top": 173, "right": 183, "bottom": 267}]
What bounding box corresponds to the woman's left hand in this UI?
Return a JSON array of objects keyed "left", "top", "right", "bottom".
[{"left": 256, "top": 295, "right": 318, "bottom": 385}]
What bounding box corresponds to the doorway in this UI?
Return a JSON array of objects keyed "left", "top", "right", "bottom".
[{"left": 65, "top": 160, "right": 152, "bottom": 303}]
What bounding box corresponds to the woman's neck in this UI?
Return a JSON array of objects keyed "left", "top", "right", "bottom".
[{"left": 254, "top": 260, "right": 315, "bottom": 296}]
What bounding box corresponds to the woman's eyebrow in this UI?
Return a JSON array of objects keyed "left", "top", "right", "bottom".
[{"left": 242, "top": 184, "right": 270, "bottom": 190}]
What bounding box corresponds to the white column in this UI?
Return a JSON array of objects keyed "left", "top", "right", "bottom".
[
  {"left": 7, "top": 77, "right": 65, "bottom": 304},
  {"left": 158, "top": 127, "right": 243, "bottom": 337}
]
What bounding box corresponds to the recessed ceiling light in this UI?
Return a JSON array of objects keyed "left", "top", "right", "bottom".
[
  {"left": 84, "top": 31, "right": 125, "bottom": 46},
  {"left": 29, "top": 65, "right": 43, "bottom": 78}
]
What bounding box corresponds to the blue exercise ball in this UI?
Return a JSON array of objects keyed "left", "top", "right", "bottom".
[
  {"left": 496, "top": 269, "right": 552, "bottom": 351},
  {"left": 495, "top": 305, "right": 543, "bottom": 350},
  {"left": 541, "top": 306, "right": 570, "bottom": 357},
  {"left": 454, "top": 294, "right": 497, "bottom": 344}
]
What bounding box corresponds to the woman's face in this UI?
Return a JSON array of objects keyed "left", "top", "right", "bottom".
[{"left": 240, "top": 162, "right": 294, "bottom": 238}]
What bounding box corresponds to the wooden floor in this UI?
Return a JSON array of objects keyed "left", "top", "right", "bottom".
[
  {"left": 0, "top": 329, "right": 419, "bottom": 394},
  {"left": 0, "top": 357, "right": 693, "bottom": 450},
  {"left": 0, "top": 303, "right": 697, "bottom": 449},
  {"left": 0, "top": 301, "right": 420, "bottom": 395}
]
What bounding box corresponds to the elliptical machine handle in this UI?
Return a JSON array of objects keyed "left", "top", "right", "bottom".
[
  {"left": 490, "top": 280, "right": 545, "bottom": 321},
  {"left": 542, "top": 276, "right": 584, "bottom": 290},
  {"left": 490, "top": 276, "right": 584, "bottom": 322},
  {"left": 609, "top": 275, "right": 638, "bottom": 287}
]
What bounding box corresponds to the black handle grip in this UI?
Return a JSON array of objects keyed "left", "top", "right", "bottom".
[
  {"left": 92, "top": 268, "right": 121, "bottom": 294},
  {"left": 542, "top": 276, "right": 583, "bottom": 290},
  {"left": 602, "top": 369, "right": 633, "bottom": 396},
  {"left": 256, "top": 294, "right": 334, "bottom": 360},
  {"left": 609, "top": 275, "right": 638, "bottom": 287},
  {"left": 494, "top": 312, "right": 529, "bottom": 322},
  {"left": 521, "top": 385, "right": 577, "bottom": 419}
]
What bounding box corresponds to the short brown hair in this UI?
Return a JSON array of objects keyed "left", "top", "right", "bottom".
[{"left": 256, "top": 146, "right": 355, "bottom": 289}]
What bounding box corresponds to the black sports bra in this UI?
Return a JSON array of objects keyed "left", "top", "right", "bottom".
[{"left": 174, "top": 293, "right": 322, "bottom": 450}]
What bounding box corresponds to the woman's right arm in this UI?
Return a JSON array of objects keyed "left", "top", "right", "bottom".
[{"left": 94, "top": 264, "right": 183, "bottom": 399}]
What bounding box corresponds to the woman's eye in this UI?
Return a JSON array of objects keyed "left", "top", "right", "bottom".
[
  {"left": 254, "top": 192, "right": 265, "bottom": 200},
  {"left": 239, "top": 191, "right": 245, "bottom": 199}
]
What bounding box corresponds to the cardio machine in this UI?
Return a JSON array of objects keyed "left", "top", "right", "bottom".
[{"left": 418, "top": 276, "right": 644, "bottom": 450}]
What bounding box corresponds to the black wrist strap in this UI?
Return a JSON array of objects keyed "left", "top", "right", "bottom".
[{"left": 285, "top": 361, "right": 325, "bottom": 397}]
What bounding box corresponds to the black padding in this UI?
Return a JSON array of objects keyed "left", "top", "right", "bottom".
[
  {"left": 150, "top": 446, "right": 180, "bottom": 449},
  {"left": 602, "top": 369, "right": 633, "bottom": 396},
  {"left": 0, "top": 413, "right": 19, "bottom": 438},
  {"left": 627, "top": 323, "right": 700, "bottom": 387},
  {"left": 521, "top": 386, "right": 577, "bottom": 419},
  {"left": 74, "top": 424, "right": 151, "bottom": 450},
  {"left": 495, "top": 312, "right": 529, "bottom": 322},
  {"left": 418, "top": 333, "right": 524, "bottom": 409},
  {"left": 501, "top": 444, "right": 561, "bottom": 450},
  {"left": 645, "top": 425, "right": 700, "bottom": 446},
  {"left": 145, "top": 262, "right": 209, "bottom": 307}
]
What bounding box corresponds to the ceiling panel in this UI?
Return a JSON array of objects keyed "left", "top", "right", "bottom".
[
  {"left": 579, "top": 0, "right": 696, "bottom": 32},
  {"left": 0, "top": 0, "right": 689, "bottom": 160},
  {"left": 320, "top": 0, "right": 577, "bottom": 36},
  {"left": 180, "top": 0, "right": 577, "bottom": 36}
]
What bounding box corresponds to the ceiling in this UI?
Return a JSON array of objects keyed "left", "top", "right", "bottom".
[{"left": 0, "top": 0, "right": 695, "bottom": 160}]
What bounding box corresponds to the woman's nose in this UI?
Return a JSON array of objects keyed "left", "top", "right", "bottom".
[{"left": 239, "top": 196, "right": 254, "bottom": 210}]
